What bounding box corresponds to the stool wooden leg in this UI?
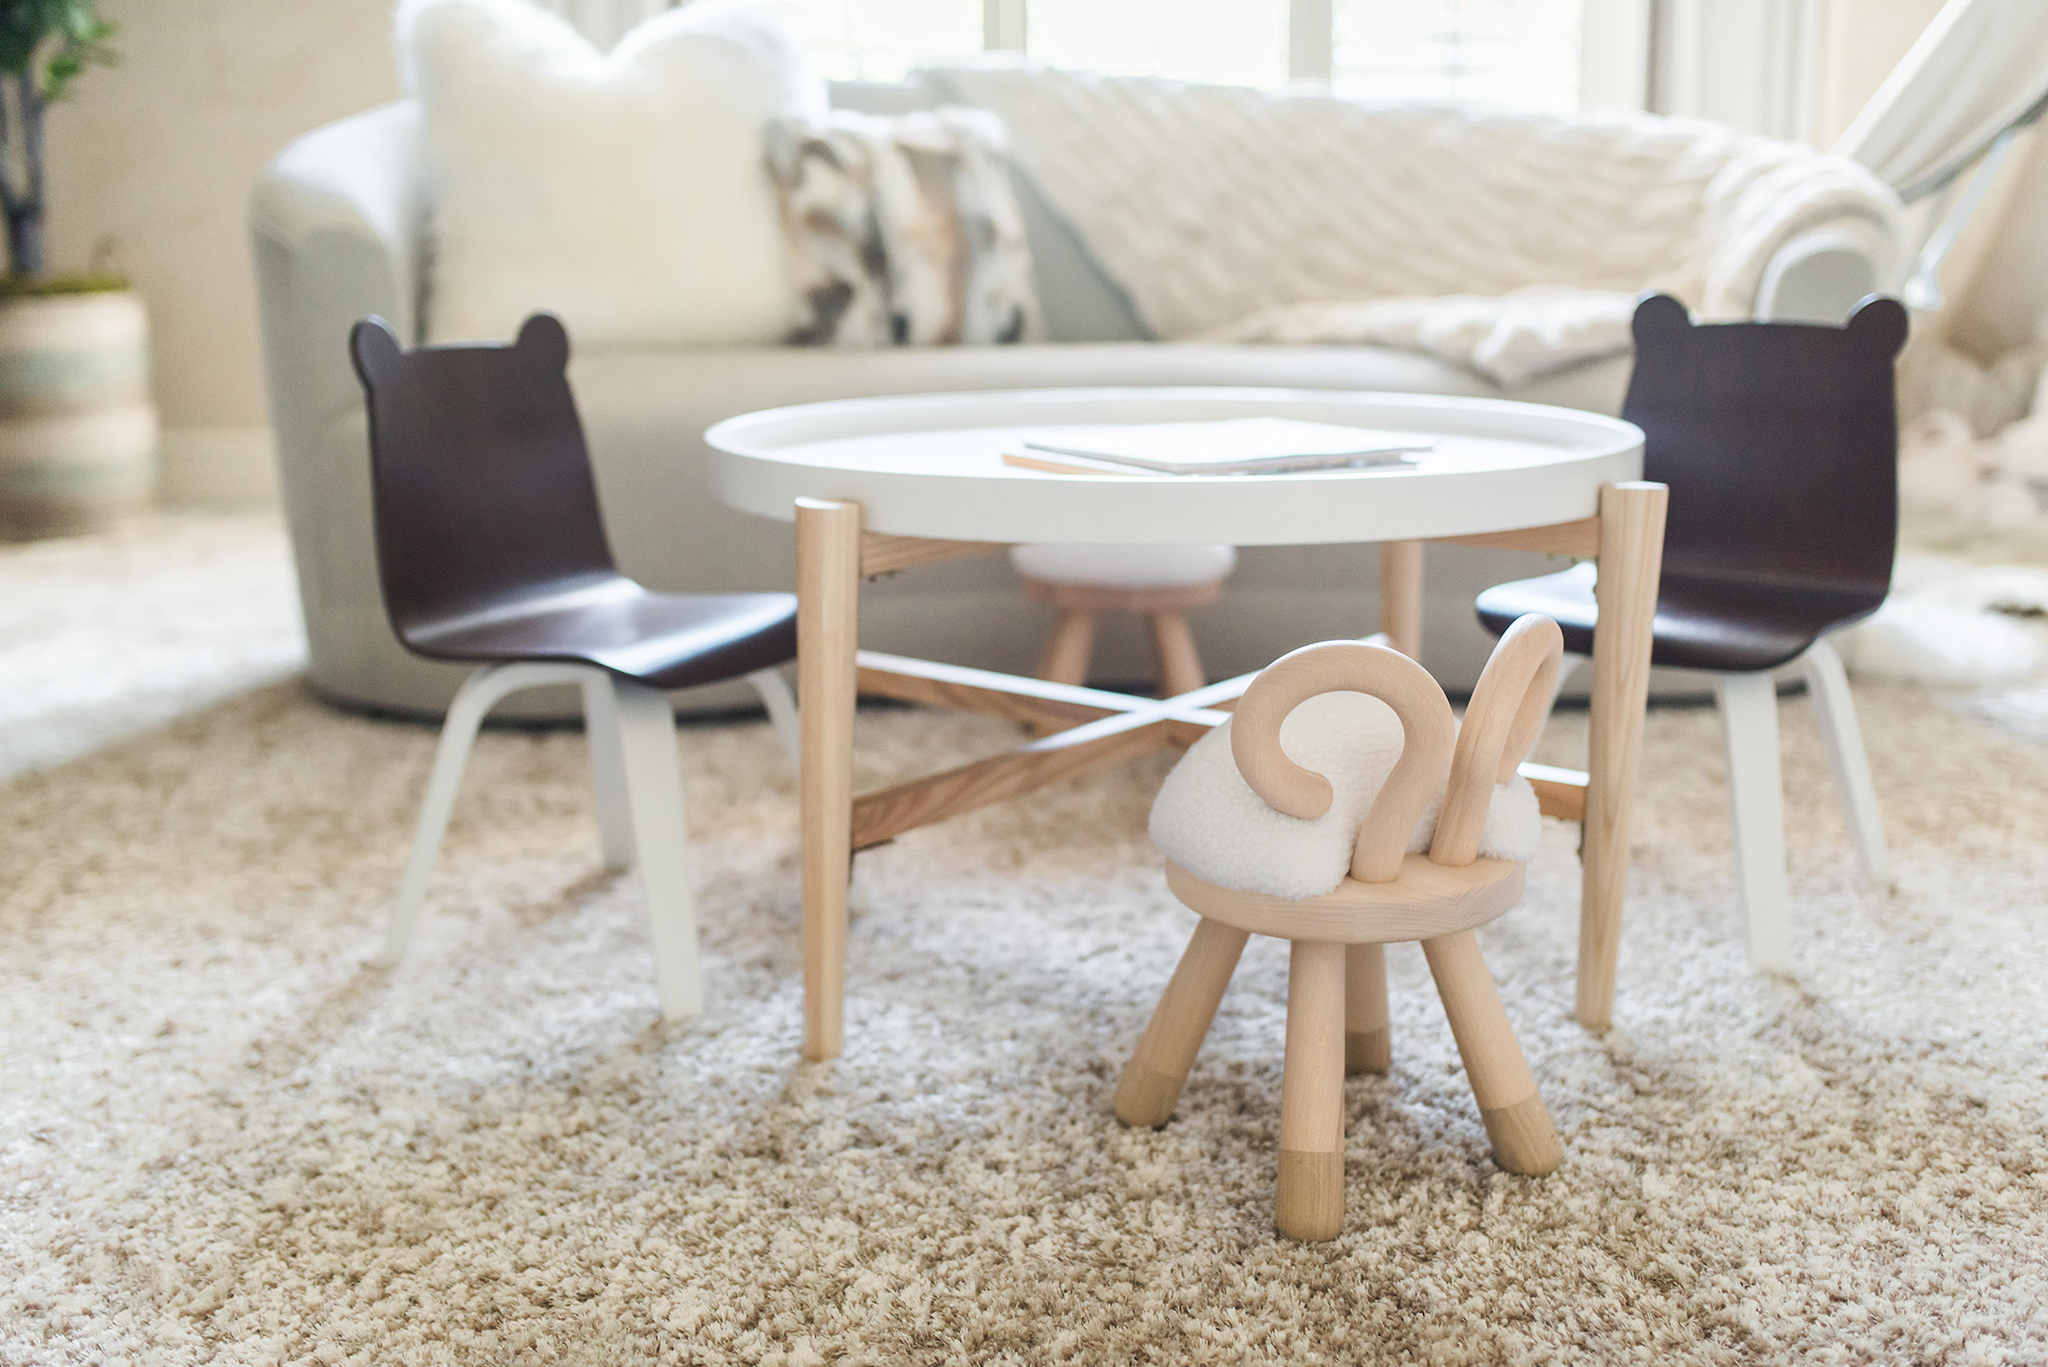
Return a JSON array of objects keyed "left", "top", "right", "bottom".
[
  {"left": 1277, "top": 939, "right": 1347, "bottom": 1240},
  {"left": 1344, "top": 943, "right": 1391, "bottom": 1074},
  {"left": 1380, "top": 540, "right": 1424, "bottom": 659},
  {"left": 1114, "top": 917, "right": 1249, "bottom": 1127},
  {"left": 1422, "top": 930, "right": 1560, "bottom": 1176},
  {"left": 1148, "top": 609, "right": 1207, "bottom": 697},
  {"left": 1037, "top": 607, "right": 1097, "bottom": 685}
]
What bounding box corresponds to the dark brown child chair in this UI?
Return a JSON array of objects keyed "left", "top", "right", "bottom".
[
  {"left": 350, "top": 313, "right": 800, "bottom": 1021},
  {"left": 1475, "top": 293, "right": 1907, "bottom": 972}
]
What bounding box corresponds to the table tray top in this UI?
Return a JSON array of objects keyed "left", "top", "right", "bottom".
[{"left": 707, "top": 387, "right": 1643, "bottom": 546}]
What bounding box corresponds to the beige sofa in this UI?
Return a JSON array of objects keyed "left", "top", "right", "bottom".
[{"left": 250, "top": 81, "right": 1883, "bottom": 717}]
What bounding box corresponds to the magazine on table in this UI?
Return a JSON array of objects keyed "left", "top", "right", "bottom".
[{"left": 1001, "top": 417, "right": 1433, "bottom": 477}]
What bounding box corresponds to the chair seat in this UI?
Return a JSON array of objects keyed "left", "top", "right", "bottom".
[
  {"left": 1475, "top": 561, "right": 1884, "bottom": 673},
  {"left": 1164, "top": 855, "right": 1524, "bottom": 943},
  {"left": 405, "top": 575, "right": 797, "bottom": 690}
]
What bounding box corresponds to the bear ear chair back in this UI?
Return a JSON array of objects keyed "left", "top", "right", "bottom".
[
  {"left": 1629, "top": 291, "right": 1692, "bottom": 345},
  {"left": 1845, "top": 294, "right": 1909, "bottom": 360},
  {"left": 350, "top": 315, "right": 406, "bottom": 389},
  {"left": 514, "top": 312, "right": 572, "bottom": 374}
]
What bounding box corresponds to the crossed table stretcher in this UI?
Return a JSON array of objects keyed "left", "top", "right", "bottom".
[{"left": 705, "top": 388, "right": 1669, "bottom": 1061}]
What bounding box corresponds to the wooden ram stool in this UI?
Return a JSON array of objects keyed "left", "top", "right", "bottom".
[{"left": 1117, "top": 615, "right": 1566, "bottom": 1240}]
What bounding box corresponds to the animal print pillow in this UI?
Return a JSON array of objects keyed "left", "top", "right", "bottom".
[{"left": 765, "top": 107, "right": 1041, "bottom": 347}]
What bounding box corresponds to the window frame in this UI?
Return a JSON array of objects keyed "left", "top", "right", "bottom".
[{"left": 817, "top": 0, "right": 1652, "bottom": 109}]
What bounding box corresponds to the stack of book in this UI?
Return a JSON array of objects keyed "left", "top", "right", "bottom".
[{"left": 1002, "top": 417, "right": 1433, "bottom": 477}]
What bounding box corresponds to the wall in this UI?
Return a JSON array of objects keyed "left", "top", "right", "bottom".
[
  {"left": 1651, "top": 0, "right": 1946, "bottom": 145},
  {"left": 1812, "top": 0, "right": 1951, "bottom": 145},
  {"left": 44, "top": 0, "right": 403, "bottom": 505}
]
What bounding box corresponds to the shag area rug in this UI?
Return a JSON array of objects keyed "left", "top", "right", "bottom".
[
  {"left": 0, "top": 511, "right": 303, "bottom": 780},
  {"left": 4, "top": 520, "right": 2048, "bottom": 1363}
]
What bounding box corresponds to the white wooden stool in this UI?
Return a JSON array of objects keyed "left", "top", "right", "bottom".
[
  {"left": 1122, "top": 616, "right": 1566, "bottom": 1239},
  {"left": 1012, "top": 543, "right": 1237, "bottom": 695}
]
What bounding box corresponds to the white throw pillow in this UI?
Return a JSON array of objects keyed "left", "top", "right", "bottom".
[{"left": 399, "top": 0, "right": 825, "bottom": 345}]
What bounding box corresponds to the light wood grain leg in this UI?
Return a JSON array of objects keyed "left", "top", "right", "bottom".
[
  {"left": 1380, "top": 540, "right": 1424, "bottom": 659},
  {"left": 1036, "top": 607, "right": 1097, "bottom": 686},
  {"left": 797, "top": 497, "right": 861, "bottom": 1061},
  {"left": 1344, "top": 943, "right": 1391, "bottom": 1074},
  {"left": 1148, "top": 609, "right": 1208, "bottom": 697},
  {"left": 1578, "top": 481, "right": 1668, "bottom": 1032},
  {"left": 1113, "top": 917, "right": 1249, "bottom": 1127},
  {"left": 1422, "top": 930, "right": 1560, "bottom": 1176},
  {"left": 1276, "top": 939, "right": 1347, "bottom": 1241}
]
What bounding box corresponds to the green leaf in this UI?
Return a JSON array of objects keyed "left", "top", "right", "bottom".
[{"left": 0, "top": 1, "right": 117, "bottom": 97}]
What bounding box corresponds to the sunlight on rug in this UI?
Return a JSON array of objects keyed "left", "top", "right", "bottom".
[{"left": 0, "top": 511, "right": 305, "bottom": 779}]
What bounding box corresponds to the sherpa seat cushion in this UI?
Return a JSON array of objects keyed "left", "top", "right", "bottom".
[{"left": 1149, "top": 691, "right": 1541, "bottom": 900}]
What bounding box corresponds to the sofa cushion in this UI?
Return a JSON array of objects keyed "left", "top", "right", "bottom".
[
  {"left": 399, "top": 0, "right": 823, "bottom": 347},
  {"left": 767, "top": 106, "right": 1040, "bottom": 346},
  {"left": 829, "top": 79, "right": 1146, "bottom": 345}
]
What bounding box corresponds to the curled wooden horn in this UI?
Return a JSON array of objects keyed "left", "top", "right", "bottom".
[
  {"left": 1230, "top": 640, "right": 1457, "bottom": 884},
  {"left": 1429, "top": 614, "right": 1564, "bottom": 868}
]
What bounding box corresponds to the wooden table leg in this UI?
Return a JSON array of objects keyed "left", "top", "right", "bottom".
[
  {"left": 1380, "top": 540, "right": 1423, "bottom": 658},
  {"left": 797, "top": 497, "right": 862, "bottom": 1061},
  {"left": 1577, "top": 481, "right": 1668, "bottom": 1032}
]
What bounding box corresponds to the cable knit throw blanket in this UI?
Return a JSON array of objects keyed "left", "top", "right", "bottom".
[{"left": 925, "top": 66, "right": 1903, "bottom": 384}]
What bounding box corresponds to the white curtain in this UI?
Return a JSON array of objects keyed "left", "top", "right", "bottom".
[
  {"left": 1833, "top": 0, "right": 2048, "bottom": 201},
  {"left": 539, "top": 0, "right": 672, "bottom": 49}
]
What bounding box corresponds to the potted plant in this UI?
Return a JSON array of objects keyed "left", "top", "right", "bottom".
[{"left": 0, "top": 0, "right": 152, "bottom": 540}]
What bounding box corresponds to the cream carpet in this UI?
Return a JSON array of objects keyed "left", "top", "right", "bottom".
[
  {"left": 4, "top": 520, "right": 2048, "bottom": 1363},
  {"left": 0, "top": 511, "right": 304, "bottom": 780}
]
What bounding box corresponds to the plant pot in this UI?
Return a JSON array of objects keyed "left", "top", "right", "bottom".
[{"left": 0, "top": 289, "right": 157, "bottom": 540}]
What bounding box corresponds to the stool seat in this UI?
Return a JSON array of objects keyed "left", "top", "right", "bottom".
[
  {"left": 1021, "top": 577, "right": 1220, "bottom": 613},
  {"left": 1014, "top": 543, "right": 1238, "bottom": 697},
  {"left": 1164, "top": 855, "right": 1524, "bottom": 944},
  {"left": 1009, "top": 542, "right": 1237, "bottom": 587}
]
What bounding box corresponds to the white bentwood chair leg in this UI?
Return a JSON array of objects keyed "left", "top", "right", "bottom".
[
  {"left": 747, "top": 666, "right": 802, "bottom": 780},
  {"left": 380, "top": 661, "right": 594, "bottom": 969},
  {"left": 1798, "top": 636, "right": 1892, "bottom": 890},
  {"left": 609, "top": 677, "right": 704, "bottom": 1021},
  {"left": 1714, "top": 670, "right": 1793, "bottom": 973},
  {"left": 581, "top": 673, "right": 636, "bottom": 872}
]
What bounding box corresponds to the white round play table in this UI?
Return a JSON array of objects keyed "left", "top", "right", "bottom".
[{"left": 707, "top": 388, "right": 1667, "bottom": 1059}]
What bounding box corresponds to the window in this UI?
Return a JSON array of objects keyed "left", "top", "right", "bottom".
[
  {"left": 756, "top": 0, "right": 1589, "bottom": 108},
  {"left": 746, "top": 0, "right": 982, "bottom": 82},
  {"left": 1026, "top": 0, "right": 1291, "bottom": 90},
  {"left": 1333, "top": 0, "right": 1582, "bottom": 111}
]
